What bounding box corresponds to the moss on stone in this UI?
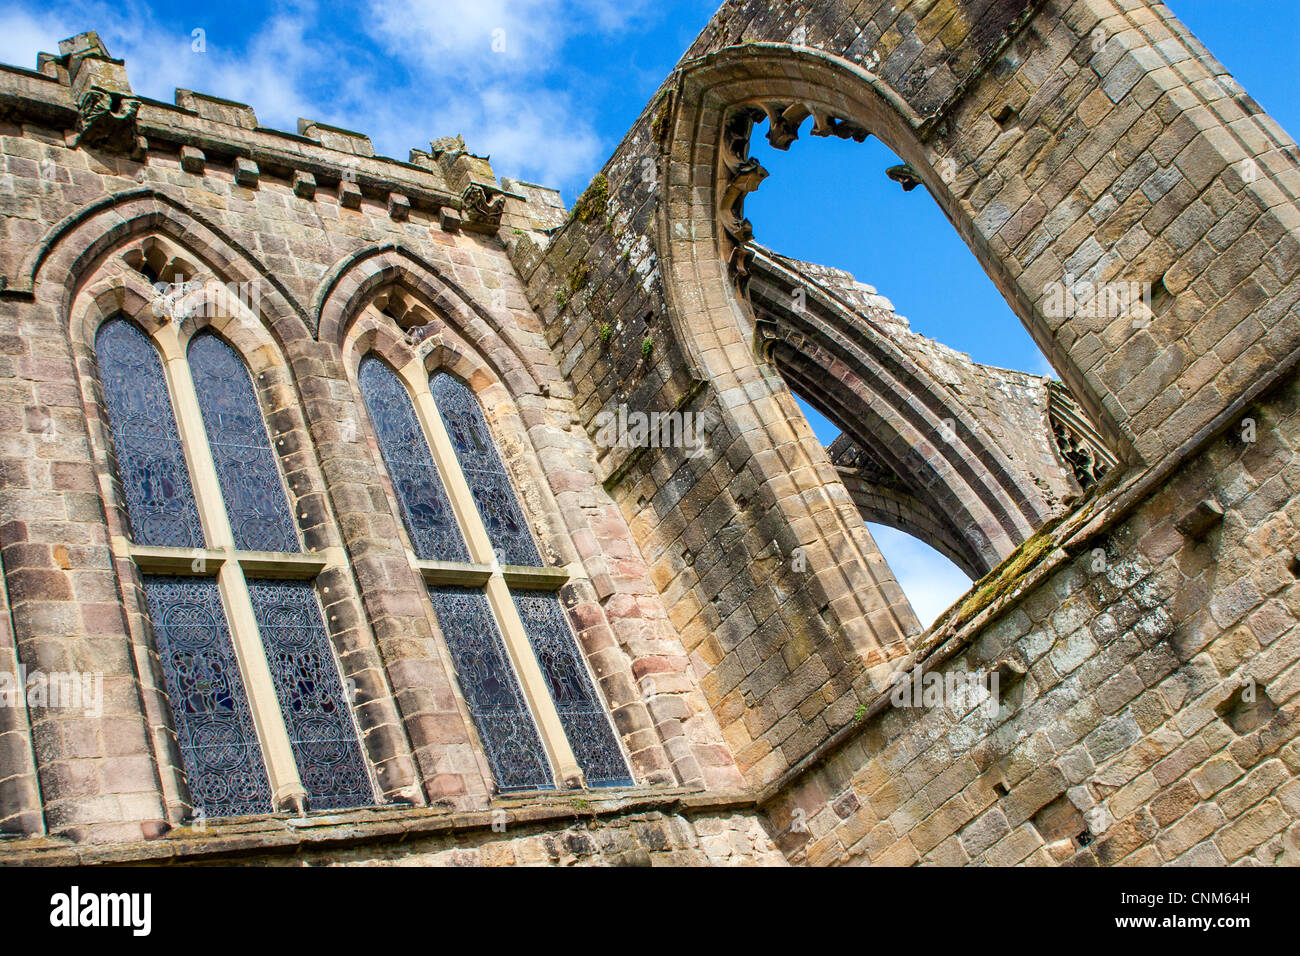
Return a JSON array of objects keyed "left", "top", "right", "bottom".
[
  {"left": 941, "top": 513, "right": 1067, "bottom": 631},
  {"left": 571, "top": 173, "right": 609, "bottom": 224},
  {"left": 650, "top": 93, "right": 672, "bottom": 143},
  {"left": 567, "top": 261, "right": 589, "bottom": 295}
]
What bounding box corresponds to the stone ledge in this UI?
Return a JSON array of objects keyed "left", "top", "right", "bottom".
[{"left": 0, "top": 788, "right": 757, "bottom": 866}]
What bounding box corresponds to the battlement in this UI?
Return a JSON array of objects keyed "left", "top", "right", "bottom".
[{"left": 1, "top": 32, "right": 564, "bottom": 239}]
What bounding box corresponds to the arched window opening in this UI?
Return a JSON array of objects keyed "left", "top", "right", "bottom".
[
  {"left": 743, "top": 119, "right": 1119, "bottom": 495},
  {"left": 96, "top": 317, "right": 372, "bottom": 818},
  {"left": 791, "top": 391, "right": 971, "bottom": 628},
  {"left": 358, "top": 355, "right": 633, "bottom": 791},
  {"left": 746, "top": 130, "right": 1052, "bottom": 376},
  {"left": 188, "top": 333, "right": 299, "bottom": 553}
]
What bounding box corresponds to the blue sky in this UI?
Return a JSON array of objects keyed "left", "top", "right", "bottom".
[{"left": 1, "top": 0, "right": 1293, "bottom": 623}]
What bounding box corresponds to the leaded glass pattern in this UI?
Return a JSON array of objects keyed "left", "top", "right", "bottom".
[
  {"left": 427, "top": 586, "right": 553, "bottom": 792},
  {"left": 358, "top": 358, "right": 470, "bottom": 561},
  {"left": 247, "top": 580, "right": 373, "bottom": 810},
  {"left": 188, "top": 334, "right": 299, "bottom": 554},
  {"left": 429, "top": 372, "right": 542, "bottom": 566},
  {"left": 512, "top": 592, "right": 634, "bottom": 788},
  {"left": 142, "top": 575, "right": 273, "bottom": 818},
  {"left": 96, "top": 318, "right": 205, "bottom": 548}
]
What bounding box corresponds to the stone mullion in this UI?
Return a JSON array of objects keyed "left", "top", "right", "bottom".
[
  {"left": 399, "top": 357, "right": 586, "bottom": 789},
  {"left": 152, "top": 324, "right": 308, "bottom": 812}
]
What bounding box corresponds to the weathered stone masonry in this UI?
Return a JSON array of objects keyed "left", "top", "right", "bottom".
[{"left": 0, "top": 0, "right": 1298, "bottom": 866}]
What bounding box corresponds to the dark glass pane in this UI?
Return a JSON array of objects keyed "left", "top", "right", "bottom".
[
  {"left": 142, "top": 575, "right": 272, "bottom": 818},
  {"left": 512, "top": 592, "right": 633, "bottom": 788},
  {"left": 358, "top": 358, "right": 469, "bottom": 562},
  {"left": 96, "top": 319, "right": 205, "bottom": 548},
  {"left": 429, "top": 372, "right": 541, "bottom": 566},
  {"left": 188, "top": 334, "right": 299, "bottom": 553},
  {"left": 427, "top": 586, "right": 552, "bottom": 792},
  {"left": 247, "top": 579, "right": 373, "bottom": 811}
]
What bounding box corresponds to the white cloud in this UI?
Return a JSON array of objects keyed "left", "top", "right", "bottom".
[
  {"left": 867, "top": 523, "right": 973, "bottom": 627},
  {"left": 364, "top": 0, "right": 654, "bottom": 72},
  {"left": 0, "top": 6, "right": 73, "bottom": 70},
  {"left": 0, "top": 0, "right": 652, "bottom": 193}
]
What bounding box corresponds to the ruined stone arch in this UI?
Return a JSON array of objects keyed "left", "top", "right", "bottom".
[
  {"left": 645, "top": 39, "right": 1144, "bottom": 634},
  {"left": 653, "top": 40, "right": 1133, "bottom": 490},
  {"left": 747, "top": 247, "right": 1068, "bottom": 577}
]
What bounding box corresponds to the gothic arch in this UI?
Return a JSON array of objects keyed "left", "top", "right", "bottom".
[
  {"left": 747, "top": 248, "right": 1063, "bottom": 577},
  {"left": 24, "top": 187, "right": 313, "bottom": 351},
  {"left": 315, "top": 245, "right": 543, "bottom": 395},
  {"left": 654, "top": 42, "right": 1124, "bottom": 460}
]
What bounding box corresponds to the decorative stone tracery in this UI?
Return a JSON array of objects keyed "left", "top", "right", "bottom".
[
  {"left": 717, "top": 100, "right": 872, "bottom": 294},
  {"left": 1047, "top": 381, "right": 1117, "bottom": 489}
]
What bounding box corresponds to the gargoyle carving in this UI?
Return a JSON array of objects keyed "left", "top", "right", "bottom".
[
  {"left": 74, "top": 86, "right": 140, "bottom": 152},
  {"left": 461, "top": 183, "right": 506, "bottom": 229}
]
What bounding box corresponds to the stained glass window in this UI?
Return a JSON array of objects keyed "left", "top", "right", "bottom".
[
  {"left": 427, "top": 586, "right": 553, "bottom": 791},
  {"left": 188, "top": 334, "right": 299, "bottom": 554},
  {"left": 429, "top": 372, "right": 541, "bottom": 566},
  {"left": 358, "top": 358, "right": 470, "bottom": 562},
  {"left": 513, "top": 592, "right": 633, "bottom": 787},
  {"left": 142, "top": 575, "right": 272, "bottom": 818},
  {"left": 247, "top": 579, "right": 373, "bottom": 810},
  {"left": 96, "top": 318, "right": 205, "bottom": 548},
  {"left": 99, "top": 315, "right": 374, "bottom": 818}
]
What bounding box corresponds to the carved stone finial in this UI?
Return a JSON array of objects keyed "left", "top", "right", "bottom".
[
  {"left": 431, "top": 134, "right": 469, "bottom": 161},
  {"left": 74, "top": 86, "right": 140, "bottom": 152}
]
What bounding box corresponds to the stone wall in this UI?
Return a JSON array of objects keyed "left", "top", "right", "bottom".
[
  {"left": 0, "top": 30, "right": 741, "bottom": 844},
  {"left": 0, "top": 0, "right": 1298, "bottom": 866},
  {"left": 763, "top": 364, "right": 1300, "bottom": 865},
  {"left": 510, "top": 0, "right": 1300, "bottom": 800}
]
